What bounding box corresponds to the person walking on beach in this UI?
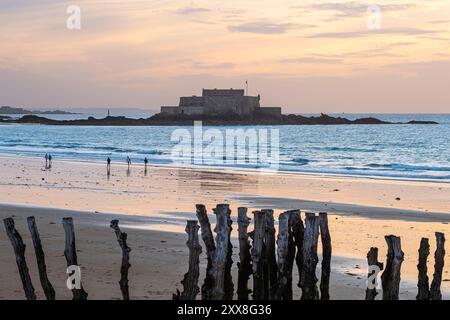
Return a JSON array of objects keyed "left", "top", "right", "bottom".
[
  {"left": 144, "top": 157, "right": 148, "bottom": 175},
  {"left": 44, "top": 153, "right": 49, "bottom": 168},
  {"left": 126, "top": 156, "right": 132, "bottom": 177},
  {"left": 144, "top": 157, "right": 148, "bottom": 169},
  {"left": 48, "top": 154, "right": 52, "bottom": 168},
  {"left": 107, "top": 157, "right": 111, "bottom": 174}
]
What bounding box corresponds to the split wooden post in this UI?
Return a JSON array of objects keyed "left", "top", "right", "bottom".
[
  {"left": 110, "top": 219, "right": 131, "bottom": 300},
  {"left": 237, "top": 207, "right": 252, "bottom": 300},
  {"left": 365, "top": 247, "right": 383, "bottom": 300},
  {"left": 275, "top": 212, "right": 295, "bottom": 300},
  {"left": 251, "top": 211, "right": 265, "bottom": 300},
  {"left": 416, "top": 238, "right": 431, "bottom": 300},
  {"left": 319, "top": 212, "right": 332, "bottom": 300},
  {"left": 430, "top": 232, "right": 446, "bottom": 300},
  {"left": 208, "top": 204, "right": 232, "bottom": 300},
  {"left": 263, "top": 209, "right": 277, "bottom": 300},
  {"left": 289, "top": 210, "right": 304, "bottom": 290},
  {"left": 300, "top": 212, "right": 320, "bottom": 300},
  {"left": 224, "top": 207, "right": 234, "bottom": 300},
  {"left": 174, "top": 220, "right": 202, "bottom": 300},
  {"left": 27, "top": 216, "right": 55, "bottom": 300},
  {"left": 62, "top": 217, "right": 88, "bottom": 300},
  {"left": 3, "top": 218, "right": 36, "bottom": 300},
  {"left": 381, "top": 235, "right": 404, "bottom": 300},
  {"left": 196, "top": 204, "right": 216, "bottom": 300}
]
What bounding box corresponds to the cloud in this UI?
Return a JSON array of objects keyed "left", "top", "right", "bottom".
[
  {"left": 176, "top": 6, "right": 210, "bottom": 15},
  {"left": 308, "top": 28, "right": 437, "bottom": 39},
  {"left": 0, "top": 0, "right": 59, "bottom": 10},
  {"left": 228, "top": 20, "right": 312, "bottom": 34},
  {"left": 279, "top": 57, "right": 343, "bottom": 64},
  {"left": 191, "top": 62, "right": 236, "bottom": 69},
  {"left": 296, "top": 2, "right": 415, "bottom": 20}
]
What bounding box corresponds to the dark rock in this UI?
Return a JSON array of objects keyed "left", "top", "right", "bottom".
[{"left": 3, "top": 112, "right": 439, "bottom": 126}]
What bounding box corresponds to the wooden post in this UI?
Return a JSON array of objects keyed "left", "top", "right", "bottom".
[
  {"left": 365, "top": 247, "right": 383, "bottom": 300},
  {"left": 27, "top": 216, "right": 55, "bottom": 300},
  {"left": 224, "top": 209, "right": 234, "bottom": 300},
  {"left": 275, "top": 212, "right": 295, "bottom": 300},
  {"left": 263, "top": 209, "right": 277, "bottom": 300},
  {"left": 381, "top": 235, "right": 404, "bottom": 300},
  {"left": 300, "top": 212, "right": 320, "bottom": 300},
  {"left": 430, "top": 232, "right": 446, "bottom": 300},
  {"left": 196, "top": 204, "right": 216, "bottom": 300},
  {"left": 251, "top": 211, "right": 265, "bottom": 300},
  {"left": 110, "top": 219, "right": 131, "bottom": 300},
  {"left": 237, "top": 207, "right": 252, "bottom": 300},
  {"left": 416, "top": 238, "right": 431, "bottom": 300},
  {"left": 3, "top": 218, "right": 36, "bottom": 300},
  {"left": 174, "top": 220, "right": 202, "bottom": 300},
  {"left": 319, "top": 212, "right": 332, "bottom": 300},
  {"left": 289, "top": 210, "right": 304, "bottom": 290},
  {"left": 62, "top": 217, "right": 88, "bottom": 300},
  {"left": 208, "top": 204, "right": 232, "bottom": 300}
]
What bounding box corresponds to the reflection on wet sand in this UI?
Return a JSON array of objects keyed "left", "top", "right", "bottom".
[{"left": 175, "top": 168, "right": 260, "bottom": 193}]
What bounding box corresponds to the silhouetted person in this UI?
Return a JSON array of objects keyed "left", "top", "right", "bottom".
[
  {"left": 126, "top": 156, "right": 131, "bottom": 169},
  {"left": 44, "top": 154, "right": 49, "bottom": 168},
  {"left": 144, "top": 157, "right": 148, "bottom": 176},
  {"left": 48, "top": 154, "right": 52, "bottom": 168},
  {"left": 107, "top": 157, "right": 111, "bottom": 175}
]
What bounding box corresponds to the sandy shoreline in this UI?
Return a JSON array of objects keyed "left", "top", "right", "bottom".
[{"left": 0, "top": 156, "right": 449, "bottom": 299}]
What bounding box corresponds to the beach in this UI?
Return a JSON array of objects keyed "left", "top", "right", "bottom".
[{"left": 0, "top": 156, "right": 449, "bottom": 300}]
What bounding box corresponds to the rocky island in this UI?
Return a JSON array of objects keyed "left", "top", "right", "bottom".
[
  {"left": 0, "top": 106, "right": 76, "bottom": 115},
  {"left": 0, "top": 112, "right": 437, "bottom": 126},
  {"left": 0, "top": 89, "right": 438, "bottom": 126}
]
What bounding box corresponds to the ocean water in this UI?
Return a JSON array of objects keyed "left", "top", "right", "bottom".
[{"left": 0, "top": 114, "right": 449, "bottom": 181}]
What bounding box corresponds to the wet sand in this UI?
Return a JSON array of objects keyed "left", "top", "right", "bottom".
[{"left": 0, "top": 156, "right": 449, "bottom": 299}]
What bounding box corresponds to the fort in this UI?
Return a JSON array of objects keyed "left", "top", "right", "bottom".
[{"left": 160, "top": 88, "right": 282, "bottom": 118}]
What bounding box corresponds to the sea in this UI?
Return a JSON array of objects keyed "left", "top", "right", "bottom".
[{"left": 0, "top": 113, "right": 449, "bottom": 181}]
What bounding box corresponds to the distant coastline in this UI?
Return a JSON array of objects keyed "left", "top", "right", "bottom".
[
  {"left": 0, "top": 112, "right": 438, "bottom": 126},
  {"left": 0, "top": 106, "right": 77, "bottom": 115}
]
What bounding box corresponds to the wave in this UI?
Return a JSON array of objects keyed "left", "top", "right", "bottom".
[
  {"left": 366, "top": 163, "right": 450, "bottom": 172},
  {"left": 136, "top": 150, "right": 165, "bottom": 155},
  {"left": 313, "top": 146, "right": 377, "bottom": 153},
  {"left": 291, "top": 157, "right": 310, "bottom": 165}
]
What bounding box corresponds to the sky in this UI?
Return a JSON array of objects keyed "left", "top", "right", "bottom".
[{"left": 1, "top": 0, "right": 450, "bottom": 113}]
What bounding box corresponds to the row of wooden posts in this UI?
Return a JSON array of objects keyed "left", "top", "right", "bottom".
[
  {"left": 2, "top": 204, "right": 447, "bottom": 300},
  {"left": 2, "top": 217, "right": 130, "bottom": 300},
  {"left": 174, "top": 204, "right": 447, "bottom": 301}
]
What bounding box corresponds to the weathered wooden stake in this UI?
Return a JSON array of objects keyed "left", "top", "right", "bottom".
[
  {"left": 263, "top": 209, "right": 277, "bottom": 300},
  {"left": 275, "top": 212, "right": 295, "bottom": 300},
  {"left": 289, "top": 210, "right": 304, "bottom": 290},
  {"left": 300, "top": 212, "right": 320, "bottom": 300},
  {"left": 196, "top": 204, "right": 216, "bottom": 300},
  {"left": 430, "top": 232, "right": 446, "bottom": 300},
  {"left": 251, "top": 211, "right": 265, "bottom": 300},
  {"left": 365, "top": 247, "right": 383, "bottom": 300},
  {"left": 62, "top": 217, "right": 88, "bottom": 300},
  {"left": 319, "top": 212, "right": 332, "bottom": 300},
  {"left": 416, "top": 238, "right": 430, "bottom": 300},
  {"left": 174, "top": 220, "right": 202, "bottom": 300},
  {"left": 3, "top": 218, "right": 36, "bottom": 300},
  {"left": 237, "top": 207, "right": 252, "bottom": 300},
  {"left": 208, "top": 204, "right": 232, "bottom": 300},
  {"left": 27, "top": 216, "right": 55, "bottom": 300},
  {"left": 224, "top": 209, "right": 234, "bottom": 300},
  {"left": 381, "top": 235, "right": 404, "bottom": 300},
  {"left": 110, "top": 219, "right": 131, "bottom": 300}
]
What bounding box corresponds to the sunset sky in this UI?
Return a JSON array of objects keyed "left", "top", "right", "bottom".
[{"left": 1, "top": 0, "right": 449, "bottom": 113}]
